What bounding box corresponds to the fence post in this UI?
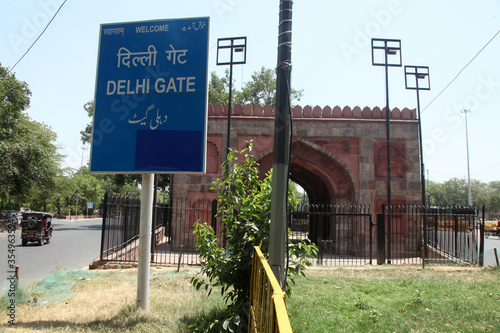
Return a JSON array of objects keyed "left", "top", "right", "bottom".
[
  {"left": 454, "top": 215, "right": 459, "bottom": 259},
  {"left": 377, "top": 211, "right": 385, "bottom": 265},
  {"left": 99, "top": 192, "right": 108, "bottom": 262},
  {"left": 211, "top": 199, "right": 218, "bottom": 233},
  {"left": 123, "top": 196, "right": 129, "bottom": 244},
  {"left": 422, "top": 206, "right": 426, "bottom": 269},
  {"left": 480, "top": 206, "right": 485, "bottom": 266},
  {"left": 387, "top": 204, "right": 391, "bottom": 264}
]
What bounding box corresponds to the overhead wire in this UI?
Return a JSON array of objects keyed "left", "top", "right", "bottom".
[
  {"left": 421, "top": 28, "right": 500, "bottom": 114},
  {"left": 8, "top": 0, "right": 68, "bottom": 74}
]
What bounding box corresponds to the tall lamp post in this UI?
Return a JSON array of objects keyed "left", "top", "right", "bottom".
[
  {"left": 462, "top": 109, "right": 473, "bottom": 206},
  {"left": 372, "top": 38, "right": 402, "bottom": 264},
  {"left": 371, "top": 38, "right": 402, "bottom": 211},
  {"left": 404, "top": 65, "right": 430, "bottom": 206},
  {"left": 216, "top": 37, "right": 247, "bottom": 163}
]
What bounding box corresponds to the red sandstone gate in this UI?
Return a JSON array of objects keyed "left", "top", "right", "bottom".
[{"left": 170, "top": 103, "right": 422, "bottom": 255}]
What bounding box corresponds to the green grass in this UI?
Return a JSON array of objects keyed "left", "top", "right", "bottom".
[{"left": 287, "top": 266, "right": 500, "bottom": 332}]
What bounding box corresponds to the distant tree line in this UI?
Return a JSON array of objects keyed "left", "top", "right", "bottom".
[{"left": 427, "top": 178, "right": 500, "bottom": 217}]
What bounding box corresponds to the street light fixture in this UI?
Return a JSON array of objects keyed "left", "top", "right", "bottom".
[
  {"left": 405, "top": 65, "right": 430, "bottom": 206},
  {"left": 216, "top": 37, "right": 247, "bottom": 163},
  {"left": 372, "top": 38, "right": 402, "bottom": 264}
]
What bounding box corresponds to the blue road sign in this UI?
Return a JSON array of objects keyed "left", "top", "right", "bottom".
[
  {"left": 90, "top": 17, "right": 209, "bottom": 173},
  {"left": 87, "top": 202, "right": 93, "bottom": 209}
]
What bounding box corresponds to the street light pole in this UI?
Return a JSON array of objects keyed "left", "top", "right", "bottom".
[
  {"left": 372, "top": 38, "right": 402, "bottom": 264},
  {"left": 216, "top": 37, "right": 247, "bottom": 163},
  {"left": 462, "top": 109, "right": 473, "bottom": 206},
  {"left": 405, "top": 65, "right": 430, "bottom": 206},
  {"left": 75, "top": 193, "right": 78, "bottom": 220}
]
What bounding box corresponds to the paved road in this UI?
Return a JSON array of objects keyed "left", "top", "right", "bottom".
[
  {"left": 483, "top": 235, "right": 500, "bottom": 267},
  {"left": 427, "top": 228, "right": 500, "bottom": 267},
  {"left": 0, "top": 218, "right": 102, "bottom": 287}
]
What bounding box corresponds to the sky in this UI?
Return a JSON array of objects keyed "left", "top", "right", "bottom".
[{"left": 1, "top": 0, "right": 499, "bottom": 184}]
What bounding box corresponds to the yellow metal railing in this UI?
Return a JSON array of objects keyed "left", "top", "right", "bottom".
[{"left": 248, "top": 246, "right": 293, "bottom": 333}]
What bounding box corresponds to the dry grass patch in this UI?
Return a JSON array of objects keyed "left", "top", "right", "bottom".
[{"left": 1, "top": 266, "right": 224, "bottom": 333}]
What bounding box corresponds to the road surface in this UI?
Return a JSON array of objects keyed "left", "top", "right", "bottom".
[
  {"left": 483, "top": 235, "right": 500, "bottom": 267},
  {"left": 427, "top": 228, "right": 500, "bottom": 267},
  {"left": 1, "top": 218, "right": 102, "bottom": 287}
]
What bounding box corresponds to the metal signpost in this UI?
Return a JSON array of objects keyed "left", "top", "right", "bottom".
[{"left": 90, "top": 17, "right": 209, "bottom": 310}]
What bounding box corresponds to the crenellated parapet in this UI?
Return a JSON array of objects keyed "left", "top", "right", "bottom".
[{"left": 208, "top": 104, "right": 417, "bottom": 120}]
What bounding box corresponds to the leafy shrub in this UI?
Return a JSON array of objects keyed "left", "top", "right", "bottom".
[{"left": 190, "top": 142, "right": 317, "bottom": 332}]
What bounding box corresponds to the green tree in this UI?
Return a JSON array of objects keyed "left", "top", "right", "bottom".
[
  {"left": 427, "top": 178, "right": 500, "bottom": 216},
  {"left": 471, "top": 179, "right": 488, "bottom": 208},
  {"left": 50, "top": 169, "right": 75, "bottom": 214},
  {"left": 209, "top": 67, "right": 304, "bottom": 108},
  {"left": 190, "top": 142, "right": 317, "bottom": 332},
  {"left": 486, "top": 181, "right": 500, "bottom": 217},
  {"left": 0, "top": 65, "right": 62, "bottom": 203},
  {"left": 0, "top": 64, "right": 31, "bottom": 138},
  {"left": 80, "top": 101, "right": 94, "bottom": 145},
  {"left": 72, "top": 171, "right": 104, "bottom": 214},
  {"left": 441, "top": 178, "right": 469, "bottom": 206},
  {"left": 208, "top": 70, "right": 231, "bottom": 106},
  {"left": 427, "top": 181, "right": 447, "bottom": 206},
  {"left": 234, "top": 67, "right": 303, "bottom": 107}
]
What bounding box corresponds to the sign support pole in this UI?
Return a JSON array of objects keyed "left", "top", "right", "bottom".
[{"left": 136, "top": 173, "right": 154, "bottom": 310}]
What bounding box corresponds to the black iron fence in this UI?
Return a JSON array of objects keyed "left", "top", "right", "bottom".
[
  {"left": 422, "top": 206, "right": 484, "bottom": 265},
  {"left": 289, "top": 204, "right": 374, "bottom": 266},
  {"left": 152, "top": 197, "right": 217, "bottom": 265},
  {"left": 99, "top": 193, "right": 485, "bottom": 267},
  {"left": 99, "top": 193, "right": 217, "bottom": 265},
  {"left": 288, "top": 204, "right": 485, "bottom": 266},
  {"left": 377, "top": 205, "right": 484, "bottom": 266},
  {"left": 100, "top": 194, "right": 141, "bottom": 262}
]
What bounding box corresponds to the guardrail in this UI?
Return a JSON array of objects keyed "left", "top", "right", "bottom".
[{"left": 249, "top": 246, "right": 293, "bottom": 333}]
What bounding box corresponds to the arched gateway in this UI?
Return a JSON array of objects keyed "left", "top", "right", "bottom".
[
  {"left": 173, "top": 103, "right": 421, "bottom": 208},
  {"left": 169, "top": 104, "right": 422, "bottom": 252}
]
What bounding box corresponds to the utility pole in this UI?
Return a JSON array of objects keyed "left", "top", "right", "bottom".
[
  {"left": 269, "top": 0, "right": 293, "bottom": 288},
  {"left": 462, "top": 109, "right": 473, "bottom": 206}
]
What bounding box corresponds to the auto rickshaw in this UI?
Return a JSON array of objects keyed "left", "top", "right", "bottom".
[{"left": 21, "top": 212, "right": 53, "bottom": 246}]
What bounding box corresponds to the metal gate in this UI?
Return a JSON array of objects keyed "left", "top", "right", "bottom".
[{"left": 288, "top": 204, "right": 374, "bottom": 266}]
